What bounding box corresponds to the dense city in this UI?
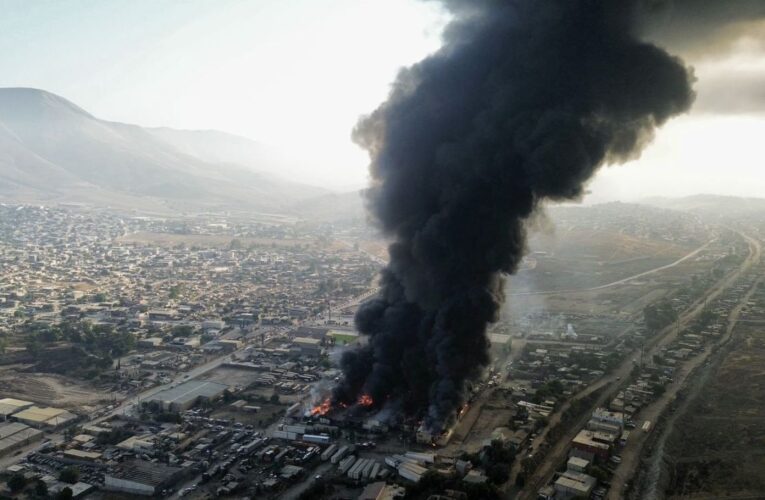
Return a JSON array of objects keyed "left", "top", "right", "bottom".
[{"left": 0, "top": 200, "right": 760, "bottom": 500}]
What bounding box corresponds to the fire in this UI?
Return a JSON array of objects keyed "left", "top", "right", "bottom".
[
  {"left": 357, "top": 394, "right": 374, "bottom": 407},
  {"left": 310, "top": 398, "right": 331, "bottom": 416}
]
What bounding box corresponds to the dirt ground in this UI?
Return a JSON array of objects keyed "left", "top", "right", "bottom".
[
  {"left": 663, "top": 322, "right": 765, "bottom": 498},
  {"left": 0, "top": 366, "right": 114, "bottom": 412},
  {"left": 442, "top": 390, "right": 516, "bottom": 456}
]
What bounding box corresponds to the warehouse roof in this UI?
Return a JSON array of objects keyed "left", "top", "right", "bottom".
[
  {"left": 13, "top": 406, "right": 76, "bottom": 426},
  {"left": 107, "top": 460, "right": 182, "bottom": 487},
  {"left": 63, "top": 449, "right": 102, "bottom": 461},
  {"left": 150, "top": 380, "right": 228, "bottom": 406},
  {"left": 488, "top": 333, "right": 511, "bottom": 344},
  {"left": 0, "top": 423, "right": 43, "bottom": 453},
  {"left": 0, "top": 398, "right": 34, "bottom": 416},
  {"left": 0, "top": 422, "right": 31, "bottom": 439},
  {"left": 293, "top": 336, "right": 321, "bottom": 345}
]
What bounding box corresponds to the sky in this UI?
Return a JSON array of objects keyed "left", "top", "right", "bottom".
[{"left": 0, "top": 0, "right": 763, "bottom": 199}]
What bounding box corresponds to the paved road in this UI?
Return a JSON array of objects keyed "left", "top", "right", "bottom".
[{"left": 509, "top": 238, "right": 716, "bottom": 297}]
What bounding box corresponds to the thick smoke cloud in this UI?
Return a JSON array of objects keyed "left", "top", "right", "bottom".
[{"left": 333, "top": 0, "right": 695, "bottom": 431}]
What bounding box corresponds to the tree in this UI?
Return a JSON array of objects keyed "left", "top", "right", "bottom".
[
  {"left": 34, "top": 479, "right": 48, "bottom": 497},
  {"left": 25, "top": 338, "right": 42, "bottom": 358},
  {"left": 486, "top": 463, "right": 510, "bottom": 484},
  {"left": 643, "top": 300, "right": 677, "bottom": 333},
  {"left": 56, "top": 487, "right": 73, "bottom": 500},
  {"left": 270, "top": 393, "right": 280, "bottom": 404},
  {"left": 172, "top": 325, "right": 194, "bottom": 338},
  {"left": 59, "top": 466, "right": 79, "bottom": 484},
  {"left": 6, "top": 474, "right": 26, "bottom": 492}
]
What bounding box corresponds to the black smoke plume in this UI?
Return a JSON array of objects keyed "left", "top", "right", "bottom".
[{"left": 333, "top": 0, "right": 695, "bottom": 432}]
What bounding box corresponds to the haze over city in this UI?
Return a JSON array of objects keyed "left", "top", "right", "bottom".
[{"left": 0, "top": 2, "right": 764, "bottom": 500}]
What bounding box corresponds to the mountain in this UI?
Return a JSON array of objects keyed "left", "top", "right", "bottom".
[
  {"left": 0, "top": 88, "right": 327, "bottom": 213},
  {"left": 290, "top": 189, "right": 367, "bottom": 222},
  {"left": 147, "top": 127, "right": 307, "bottom": 183}
]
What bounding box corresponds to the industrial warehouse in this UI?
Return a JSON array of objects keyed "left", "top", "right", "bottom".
[
  {"left": 147, "top": 380, "right": 229, "bottom": 412},
  {"left": 0, "top": 422, "right": 43, "bottom": 458}
]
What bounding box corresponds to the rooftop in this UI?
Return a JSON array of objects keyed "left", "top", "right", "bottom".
[
  {"left": 555, "top": 470, "right": 597, "bottom": 494},
  {"left": 572, "top": 430, "right": 610, "bottom": 451},
  {"left": 293, "top": 336, "right": 321, "bottom": 345},
  {"left": 0, "top": 398, "right": 34, "bottom": 416},
  {"left": 13, "top": 406, "right": 75, "bottom": 425},
  {"left": 107, "top": 459, "right": 183, "bottom": 487},
  {"left": 150, "top": 380, "right": 228, "bottom": 405}
]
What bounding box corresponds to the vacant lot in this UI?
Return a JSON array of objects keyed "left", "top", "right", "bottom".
[
  {"left": 0, "top": 367, "right": 114, "bottom": 412},
  {"left": 663, "top": 322, "right": 765, "bottom": 498}
]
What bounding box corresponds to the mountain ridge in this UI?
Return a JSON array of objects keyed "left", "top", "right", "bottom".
[{"left": 0, "top": 87, "right": 328, "bottom": 214}]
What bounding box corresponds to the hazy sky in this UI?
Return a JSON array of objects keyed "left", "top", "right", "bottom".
[{"left": 1, "top": 0, "right": 763, "bottom": 199}]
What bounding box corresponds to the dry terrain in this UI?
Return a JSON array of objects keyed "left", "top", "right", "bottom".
[
  {"left": 662, "top": 322, "right": 765, "bottom": 498},
  {"left": 0, "top": 366, "right": 114, "bottom": 412}
]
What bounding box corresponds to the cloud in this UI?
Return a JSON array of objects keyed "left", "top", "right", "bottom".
[
  {"left": 639, "top": 1, "right": 765, "bottom": 60},
  {"left": 694, "top": 64, "right": 765, "bottom": 115}
]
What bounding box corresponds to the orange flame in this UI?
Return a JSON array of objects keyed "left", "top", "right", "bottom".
[
  {"left": 357, "top": 394, "right": 374, "bottom": 407},
  {"left": 310, "top": 398, "right": 331, "bottom": 416}
]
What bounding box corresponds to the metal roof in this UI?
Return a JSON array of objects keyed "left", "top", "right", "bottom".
[{"left": 150, "top": 380, "right": 228, "bottom": 405}]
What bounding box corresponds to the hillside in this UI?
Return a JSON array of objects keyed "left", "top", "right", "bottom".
[
  {"left": 290, "top": 189, "right": 367, "bottom": 222},
  {"left": 0, "top": 88, "right": 327, "bottom": 213}
]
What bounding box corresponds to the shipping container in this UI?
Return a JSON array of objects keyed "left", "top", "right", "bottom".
[
  {"left": 303, "top": 434, "right": 331, "bottom": 445},
  {"left": 330, "top": 445, "right": 349, "bottom": 464},
  {"left": 321, "top": 444, "right": 338, "bottom": 461}
]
